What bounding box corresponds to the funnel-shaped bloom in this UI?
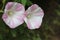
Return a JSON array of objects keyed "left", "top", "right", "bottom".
[
  {"left": 2, "top": 2, "right": 25, "bottom": 28},
  {"left": 24, "top": 4, "right": 44, "bottom": 29}
]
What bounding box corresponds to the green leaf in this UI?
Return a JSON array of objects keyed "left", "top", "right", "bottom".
[
  {"left": 21, "top": 0, "right": 27, "bottom": 6},
  {"left": 26, "top": 0, "right": 33, "bottom": 6}
]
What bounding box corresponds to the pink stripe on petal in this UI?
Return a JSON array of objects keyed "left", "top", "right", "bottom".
[
  {"left": 2, "top": 13, "right": 8, "bottom": 21},
  {"left": 27, "top": 21, "right": 40, "bottom": 29},
  {"left": 34, "top": 12, "right": 44, "bottom": 17},
  {"left": 33, "top": 20, "right": 41, "bottom": 28},
  {"left": 30, "top": 4, "right": 38, "bottom": 11},
  {"left": 15, "top": 4, "right": 24, "bottom": 11},
  {"left": 37, "top": 9, "right": 44, "bottom": 17},
  {"left": 39, "top": 12, "right": 44, "bottom": 17},
  {"left": 9, "top": 20, "right": 15, "bottom": 28},
  {"left": 17, "top": 16, "right": 23, "bottom": 22},
  {"left": 24, "top": 12, "right": 28, "bottom": 17},
  {"left": 27, "top": 21, "right": 31, "bottom": 29},
  {"left": 5, "top": 2, "right": 13, "bottom": 10}
]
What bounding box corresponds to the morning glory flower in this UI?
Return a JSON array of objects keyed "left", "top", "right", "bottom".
[
  {"left": 2, "top": 2, "right": 25, "bottom": 28},
  {"left": 24, "top": 4, "right": 44, "bottom": 29}
]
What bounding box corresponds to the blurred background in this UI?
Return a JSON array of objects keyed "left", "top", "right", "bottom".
[{"left": 0, "top": 0, "right": 60, "bottom": 40}]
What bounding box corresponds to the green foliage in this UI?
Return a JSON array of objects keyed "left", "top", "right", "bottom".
[
  {"left": 55, "top": 10, "right": 60, "bottom": 16},
  {"left": 26, "top": 0, "right": 32, "bottom": 6},
  {"left": 21, "top": 0, "right": 27, "bottom": 6}
]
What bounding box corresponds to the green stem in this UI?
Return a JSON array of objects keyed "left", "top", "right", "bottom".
[{"left": 2, "top": 0, "right": 6, "bottom": 10}]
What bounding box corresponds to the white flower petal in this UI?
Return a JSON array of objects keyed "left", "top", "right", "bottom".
[
  {"left": 2, "top": 2, "right": 25, "bottom": 28},
  {"left": 24, "top": 4, "right": 44, "bottom": 29},
  {"left": 24, "top": 16, "right": 42, "bottom": 29}
]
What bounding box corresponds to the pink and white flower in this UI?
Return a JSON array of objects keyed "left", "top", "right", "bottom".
[
  {"left": 24, "top": 4, "right": 44, "bottom": 29},
  {"left": 2, "top": 2, "right": 25, "bottom": 28}
]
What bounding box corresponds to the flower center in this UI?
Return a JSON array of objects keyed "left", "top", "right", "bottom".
[
  {"left": 8, "top": 11, "right": 14, "bottom": 16},
  {"left": 27, "top": 14, "right": 32, "bottom": 18}
]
